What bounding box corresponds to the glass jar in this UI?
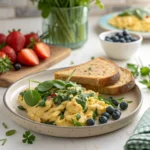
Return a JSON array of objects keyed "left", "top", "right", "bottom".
[{"left": 42, "top": 6, "right": 88, "bottom": 49}]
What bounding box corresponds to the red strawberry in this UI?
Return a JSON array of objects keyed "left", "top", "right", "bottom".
[
  {"left": 1, "top": 46, "right": 17, "bottom": 63},
  {"left": 34, "top": 42, "right": 50, "bottom": 59},
  {"left": 6, "top": 30, "right": 26, "bottom": 52},
  {"left": 25, "top": 33, "right": 39, "bottom": 47},
  {"left": 0, "top": 34, "right": 6, "bottom": 44},
  {"left": 17, "top": 48, "right": 39, "bottom": 66}
]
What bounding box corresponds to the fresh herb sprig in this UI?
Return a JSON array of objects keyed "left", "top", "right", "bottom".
[
  {"left": 22, "top": 131, "right": 36, "bottom": 144},
  {"left": 118, "top": 8, "right": 150, "bottom": 20},
  {"left": 31, "top": 0, "right": 104, "bottom": 18},
  {"left": 127, "top": 63, "right": 150, "bottom": 89},
  {"left": 0, "top": 139, "right": 7, "bottom": 146}
]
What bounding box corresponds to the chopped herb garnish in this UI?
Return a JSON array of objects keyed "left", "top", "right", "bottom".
[
  {"left": 2, "top": 122, "right": 8, "bottom": 129},
  {"left": 72, "top": 119, "right": 82, "bottom": 126},
  {"left": 0, "top": 139, "right": 7, "bottom": 146},
  {"left": 126, "top": 101, "right": 133, "bottom": 103},
  {"left": 139, "top": 79, "right": 150, "bottom": 88},
  {"left": 93, "top": 109, "right": 98, "bottom": 120},
  {"left": 18, "top": 105, "right": 25, "bottom": 110},
  {"left": 76, "top": 114, "right": 81, "bottom": 120},
  {"left": 91, "top": 56, "right": 95, "bottom": 60},
  {"left": 88, "top": 67, "right": 92, "bottom": 71},
  {"left": 22, "top": 131, "right": 36, "bottom": 144},
  {"left": 127, "top": 63, "right": 139, "bottom": 78},
  {"left": 5, "top": 130, "right": 16, "bottom": 136},
  {"left": 70, "top": 61, "right": 74, "bottom": 65},
  {"left": 59, "top": 112, "right": 64, "bottom": 120}
]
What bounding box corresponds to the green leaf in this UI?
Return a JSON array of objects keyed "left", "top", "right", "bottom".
[
  {"left": 18, "top": 105, "right": 25, "bottom": 110},
  {"left": 0, "top": 139, "right": 7, "bottom": 146},
  {"left": 53, "top": 80, "right": 65, "bottom": 89},
  {"left": 127, "top": 63, "right": 139, "bottom": 78},
  {"left": 37, "top": 80, "right": 53, "bottom": 92},
  {"left": 59, "top": 112, "right": 64, "bottom": 120},
  {"left": 93, "top": 109, "right": 98, "bottom": 120},
  {"left": 140, "top": 66, "right": 150, "bottom": 76},
  {"left": 76, "top": 114, "right": 81, "bottom": 120},
  {"left": 139, "top": 79, "right": 150, "bottom": 88},
  {"left": 5, "top": 130, "right": 16, "bottom": 136},
  {"left": 23, "top": 90, "right": 41, "bottom": 106},
  {"left": 2, "top": 122, "right": 8, "bottom": 129},
  {"left": 72, "top": 119, "right": 82, "bottom": 126},
  {"left": 22, "top": 131, "right": 36, "bottom": 144},
  {"left": 95, "top": 0, "right": 104, "bottom": 9},
  {"left": 126, "top": 101, "right": 133, "bottom": 103}
]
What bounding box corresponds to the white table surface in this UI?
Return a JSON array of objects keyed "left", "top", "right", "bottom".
[{"left": 0, "top": 15, "right": 150, "bottom": 150}]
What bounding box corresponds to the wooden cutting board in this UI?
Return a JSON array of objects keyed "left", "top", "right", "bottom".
[{"left": 0, "top": 45, "right": 71, "bottom": 87}]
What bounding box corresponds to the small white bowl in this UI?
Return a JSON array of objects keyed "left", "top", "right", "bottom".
[{"left": 99, "top": 30, "right": 143, "bottom": 60}]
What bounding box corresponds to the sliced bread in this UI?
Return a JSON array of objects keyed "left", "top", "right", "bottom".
[
  {"left": 55, "top": 57, "right": 120, "bottom": 87},
  {"left": 82, "top": 68, "right": 135, "bottom": 95}
]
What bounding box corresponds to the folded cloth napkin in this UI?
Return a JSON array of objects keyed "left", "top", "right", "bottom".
[{"left": 124, "top": 107, "right": 150, "bottom": 150}]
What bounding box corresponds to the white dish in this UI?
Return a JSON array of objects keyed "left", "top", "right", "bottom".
[
  {"left": 99, "top": 30, "right": 143, "bottom": 60},
  {"left": 98, "top": 12, "right": 150, "bottom": 39},
  {"left": 3, "top": 68, "right": 142, "bottom": 137}
]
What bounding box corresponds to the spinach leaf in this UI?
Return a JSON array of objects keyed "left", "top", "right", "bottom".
[
  {"left": 18, "top": 105, "right": 25, "bottom": 111},
  {"left": 23, "top": 90, "right": 41, "bottom": 106},
  {"left": 72, "top": 119, "right": 82, "bottom": 126},
  {"left": 36, "top": 80, "right": 53, "bottom": 92},
  {"left": 76, "top": 114, "right": 81, "bottom": 121},
  {"left": 53, "top": 80, "right": 65, "bottom": 89},
  {"left": 93, "top": 109, "right": 98, "bottom": 120},
  {"left": 44, "top": 121, "right": 56, "bottom": 125},
  {"left": 59, "top": 112, "right": 64, "bottom": 120},
  {"left": 139, "top": 79, "right": 150, "bottom": 88}
]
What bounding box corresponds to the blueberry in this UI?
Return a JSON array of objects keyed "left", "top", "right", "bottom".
[
  {"left": 125, "top": 35, "right": 132, "bottom": 40},
  {"left": 99, "top": 116, "right": 108, "bottom": 124},
  {"left": 130, "top": 37, "right": 137, "bottom": 42},
  {"left": 126, "top": 40, "right": 131, "bottom": 43},
  {"left": 112, "top": 111, "right": 121, "bottom": 120},
  {"left": 14, "top": 63, "right": 22, "bottom": 71},
  {"left": 86, "top": 118, "right": 95, "bottom": 126},
  {"left": 110, "top": 97, "right": 119, "bottom": 106},
  {"left": 114, "top": 109, "right": 121, "bottom": 115},
  {"left": 116, "top": 32, "right": 123, "bottom": 38},
  {"left": 120, "top": 102, "right": 128, "bottom": 110},
  {"left": 111, "top": 36, "right": 119, "bottom": 42},
  {"left": 105, "top": 37, "right": 113, "bottom": 42},
  {"left": 122, "top": 30, "right": 129, "bottom": 36},
  {"left": 101, "top": 112, "right": 110, "bottom": 119},
  {"left": 106, "top": 106, "right": 115, "bottom": 115},
  {"left": 119, "top": 38, "right": 126, "bottom": 43}
]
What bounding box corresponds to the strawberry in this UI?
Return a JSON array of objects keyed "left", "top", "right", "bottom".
[
  {"left": 0, "top": 52, "right": 13, "bottom": 73},
  {"left": 0, "top": 34, "right": 6, "bottom": 44},
  {"left": 25, "top": 33, "right": 39, "bottom": 47},
  {"left": 17, "top": 49, "right": 39, "bottom": 66},
  {"left": 34, "top": 42, "right": 50, "bottom": 59},
  {"left": 1, "top": 46, "right": 17, "bottom": 63},
  {"left": 6, "top": 30, "right": 26, "bottom": 52}
]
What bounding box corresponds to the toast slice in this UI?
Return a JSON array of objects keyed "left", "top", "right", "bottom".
[
  {"left": 55, "top": 57, "right": 120, "bottom": 87},
  {"left": 82, "top": 68, "right": 135, "bottom": 95}
]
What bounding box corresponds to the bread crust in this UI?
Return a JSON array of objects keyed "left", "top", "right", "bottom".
[
  {"left": 82, "top": 68, "right": 135, "bottom": 95},
  {"left": 55, "top": 57, "right": 120, "bottom": 87}
]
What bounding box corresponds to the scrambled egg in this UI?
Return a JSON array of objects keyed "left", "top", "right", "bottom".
[
  {"left": 18, "top": 90, "right": 108, "bottom": 127},
  {"left": 109, "top": 15, "right": 150, "bottom": 32}
]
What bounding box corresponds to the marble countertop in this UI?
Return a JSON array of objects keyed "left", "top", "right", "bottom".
[{"left": 0, "top": 15, "right": 150, "bottom": 150}]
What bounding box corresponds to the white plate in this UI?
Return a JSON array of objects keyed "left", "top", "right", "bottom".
[
  {"left": 3, "top": 68, "right": 142, "bottom": 137},
  {"left": 98, "top": 12, "right": 150, "bottom": 39}
]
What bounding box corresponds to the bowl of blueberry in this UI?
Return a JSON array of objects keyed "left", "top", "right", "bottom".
[{"left": 99, "top": 30, "right": 143, "bottom": 60}]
